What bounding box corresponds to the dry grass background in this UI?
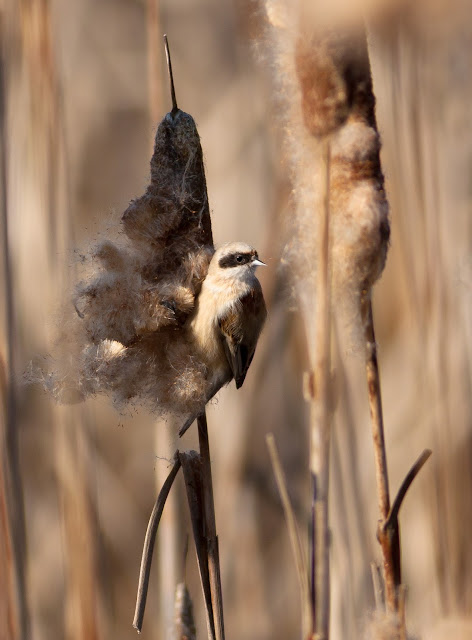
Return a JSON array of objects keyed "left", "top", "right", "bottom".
[{"left": 1, "top": 1, "right": 472, "bottom": 639}]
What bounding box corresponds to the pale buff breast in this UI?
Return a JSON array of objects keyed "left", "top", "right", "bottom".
[{"left": 188, "top": 275, "right": 248, "bottom": 373}]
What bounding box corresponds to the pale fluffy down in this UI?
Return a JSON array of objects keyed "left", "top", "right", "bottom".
[{"left": 57, "top": 233, "right": 214, "bottom": 420}]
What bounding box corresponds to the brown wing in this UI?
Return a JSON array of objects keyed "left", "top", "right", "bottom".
[{"left": 218, "top": 284, "right": 267, "bottom": 389}]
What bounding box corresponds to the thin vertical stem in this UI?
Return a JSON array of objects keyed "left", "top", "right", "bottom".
[
  {"left": 266, "top": 434, "right": 312, "bottom": 637},
  {"left": 364, "top": 300, "right": 390, "bottom": 521},
  {"left": 197, "top": 413, "right": 225, "bottom": 640},
  {"left": 0, "top": 27, "right": 29, "bottom": 640},
  {"left": 310, "top": 139, "right": 332, "bottom": 640},
  {"left": 363, "top": 297, "right": 398, "bottom": 613},
  {"left": 155, "top": 427, "right": 180, "bottom": 636},
  {"left": 179, "top": 451, "right": 215, "bottom": 640}
]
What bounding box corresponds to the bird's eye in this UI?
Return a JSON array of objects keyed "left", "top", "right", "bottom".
[{"left": 236, "top": 255, "right": 243, "bottom": 263}]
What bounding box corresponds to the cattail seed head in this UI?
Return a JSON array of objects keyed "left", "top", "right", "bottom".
[
  {"left": 34, "top": 91, "right": 217, "bottom": 421},
  {"left": 264, "top": 1, "right": 389, "bottom": 350}
]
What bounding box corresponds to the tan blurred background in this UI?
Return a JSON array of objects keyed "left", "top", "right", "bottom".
[{"left": 1, "top": 1, "right": 472, "bottom": 639}]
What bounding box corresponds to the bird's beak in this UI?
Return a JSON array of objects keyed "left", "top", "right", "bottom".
[{"left": 252, "top": 259, "right": 266, "bottom": 267}]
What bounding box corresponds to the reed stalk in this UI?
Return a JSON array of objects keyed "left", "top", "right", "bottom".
[
  {"left": 309, "top": 139, "right": 332, "bottom": 640},
  {"left": 362, "top": 296, "right": 398, "bottom": 613},
  {"left": 266, "top": 434, "right": 312, "bottom": 638},
  {"left": 197, "top": 413, "right": 225, "bottom": 640}
]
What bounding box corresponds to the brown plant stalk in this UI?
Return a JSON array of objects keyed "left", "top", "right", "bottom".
[
  {"left": 309, "top": 139, "right": 332, "bottom": 640},
  {"left": 363, "top": 294, "right": 432, "bottom": 626},
  {"left": 362, "top": 296, "right": 398, "bottom": 612},
  {"left": 197, "top": 413, "right": 225, "bottom": 640},
  {"left": 134, "top": 418, "right": 227, "bottom": 640},
  {"left": 179, "top": 450, "right": 216, "bottom": 640}
]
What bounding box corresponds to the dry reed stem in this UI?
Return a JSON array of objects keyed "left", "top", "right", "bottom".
[
  {"left": 197, "top": 413, "right": 225, "bottom": 640},
  {"left": 363, "top": 296, "right": 397, "bottom": 613},
  {"left": 0, "top": 31, "right": 29, "bottom": 639},
  {"left": 309, "top": 139, "right": 332, "bottom": 640},
  {"left": 133, "top": 453, "right": 182, "bottom": 633},
  {"left": 155, "top": 426, "right": 181, "bottom": 635},
  {"left": 364, "top": 300, "right": 432, "bottom": 634},
  {"left": 266, "top": 433, "right": 312, "bottom": 638},
  {"left": 179, "top": 450, "right": 215, "bottom": 640}
]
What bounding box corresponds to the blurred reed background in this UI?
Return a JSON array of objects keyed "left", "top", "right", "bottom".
[{"left": 1, "top": 1, "right": 471, "bottom": 639}]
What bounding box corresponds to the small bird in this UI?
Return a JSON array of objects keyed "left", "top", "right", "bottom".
[{"left": 179, "top": 241, "right": 267, "bottom": 436}]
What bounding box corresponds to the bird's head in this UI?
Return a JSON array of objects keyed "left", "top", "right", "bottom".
[{"left": 207, "top": 242, "right": 266, "bottom": 283}]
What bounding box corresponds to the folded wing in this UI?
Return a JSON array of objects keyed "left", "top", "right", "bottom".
[{"left": 218, "top": 285, "right": 267, "bottom": 389}]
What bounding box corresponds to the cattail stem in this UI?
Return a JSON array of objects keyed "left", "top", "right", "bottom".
[
  {"left": 309, "top": 139, "right": 332, "bottom": 640},
  {"left": 363, "top": 296, "right": 398, "bottom": 613},
  {"left": 197, "top": 412, "right": 225, "bottom": 640},
  {"left": 179, "top": 451, "right": 215, "bottom": 640}
]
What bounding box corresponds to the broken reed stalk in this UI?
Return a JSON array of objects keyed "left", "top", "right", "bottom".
[
  {"left": 266, "top": 434, "right": 312, "bottom": 638},
  {"left": 134, "top": 415, "right": 226, "bottom": 639},
  {"left": 309, "top": 139, "right": 332, "bottom": 640},
  {"left": 362, "top": 296, "right": 398, "bottom": 613},
  {"left": 197, "top": 412, "right": 225, "bottom": 640},
  {"left": 179, "top": 451, "right": 216, "bottom": 640},
  {"left": 133, "top": 453, "right": 182, "bottom": 633}
]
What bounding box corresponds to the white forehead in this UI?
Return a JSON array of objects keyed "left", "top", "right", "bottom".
[{"left": 214, "top": 241, "right": 256, "bottom": 258}]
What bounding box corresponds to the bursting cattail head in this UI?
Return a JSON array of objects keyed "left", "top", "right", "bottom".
[
  {"left": 264, "top": 2, "right": 390, "bottom": 348},
  {"left": 33, "top": 36, "right": 218, "bottom": 421}
]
